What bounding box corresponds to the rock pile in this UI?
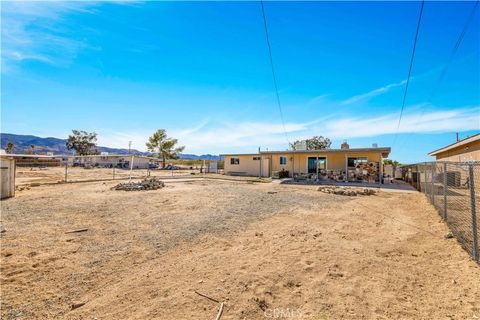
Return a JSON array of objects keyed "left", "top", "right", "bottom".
[
  {"left": 318, "top": 186, "right": 376, "bottom": 196},
  {"left": 112, "top": 177, "right": 165, "bottom": 191}
]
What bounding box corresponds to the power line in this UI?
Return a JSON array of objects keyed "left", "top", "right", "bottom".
[
  {"left": 392, "top": 0, "right": 425, "bottom": 148},
  {"left": 260, "top": 0, "right": 290, "bottom": 145},
  {"left": 397, "top": 0, "right": 479, "bottom": 151},
  {"left": 431, "top": 0, "right": 479, "bottom": 96}
]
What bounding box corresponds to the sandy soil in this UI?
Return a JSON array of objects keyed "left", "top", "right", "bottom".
[{"left": 1, "top": 179, "right": 479, "bottom": 319}]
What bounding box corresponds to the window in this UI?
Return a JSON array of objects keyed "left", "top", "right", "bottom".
[
  {"left": 280, "top": 156, "right": 287, "bottom": 165},
  {"left": 230, "top": 157, "right": 240, "bottom": 165},
  {"left": 253, "top": 156, "right": 261, "bottom": 161},
  {"left": 348, "top": 157, "right": 368, "bottom": 167}
]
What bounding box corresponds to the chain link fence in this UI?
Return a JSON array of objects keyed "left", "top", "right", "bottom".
[{"left": 402, "top": 161, "right": 479, "bottom": 263}]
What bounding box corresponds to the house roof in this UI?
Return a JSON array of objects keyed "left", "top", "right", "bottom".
[
  {"left": 222, "top": 147, "right": 391, "bottom": 158},
  {"left": 0, "top": 154, "right": 64, "bottom": 159},
  {"left": 261, "top": 147, "right": 390, "bottom": 157},
  {"left": 428, "top": 133, "right": 480, "bottom": 156},
  {"left": 220, "top": 153, "right": 261, "bottom": 157}
]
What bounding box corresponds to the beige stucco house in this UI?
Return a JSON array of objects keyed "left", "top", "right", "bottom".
[
  {"left": 428, "top": 133, "right": 480, "bottom": 162},
  {"left": 222, "top": 144, "right": 390, "bottom": 183}
]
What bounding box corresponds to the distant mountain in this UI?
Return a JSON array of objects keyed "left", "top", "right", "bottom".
[
  {"left": 0, "top": 133, "right": 223, "bottom": 160},
  {"left": 0, "top": 133, "right": 141, "bottom": 155},
  {"left": 178, "top": 153, "right": 223, "bottom": 161}
]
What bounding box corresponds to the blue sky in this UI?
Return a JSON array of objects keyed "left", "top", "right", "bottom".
[{"left": 1, "top": 1, "right": 479, "bottom": 163}]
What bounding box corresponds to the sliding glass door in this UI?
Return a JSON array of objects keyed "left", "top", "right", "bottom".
[{"left": 307, "top": 157, "right": 326, "bottom": 173}]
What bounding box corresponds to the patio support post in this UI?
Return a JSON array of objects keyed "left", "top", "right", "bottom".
[
  {"left": 292, "top": 153, "right": 295, "bottom": 179},
  {"left": 316, "top": 155, "right": 319, "bottom": 181},
  {"left": 379, "top": 153, "right": 383, "bottom": 185}
]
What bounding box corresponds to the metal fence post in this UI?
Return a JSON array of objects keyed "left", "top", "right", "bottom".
[
  {"left": 65, "top": 162, "right": 68, "bottom": 182},
  {"left": 416, "top": 165, "right": 420, "bottom": 191},
  {"left": 423, "top": 162, "right": 428, "bottom": 197},
  {"left": 469, "top": 164, "right": 478, "bottom": 261},
  {"left": 443, "top": 162, "right": 447, "bottom": 220},
  {"left": 431, "top": 162, "right": 435, "bottom": 205}
]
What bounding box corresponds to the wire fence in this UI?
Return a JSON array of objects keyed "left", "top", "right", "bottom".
[
  {"left": 402, "top": 161, "right": 479, "bottom": 263},
  {"left": 14, "top": 156, "right": 222, "bottom": 186}
]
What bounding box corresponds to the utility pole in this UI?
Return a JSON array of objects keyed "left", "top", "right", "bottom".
[{"left": 128, "top": 141, "right": 132, "bottom": 154}]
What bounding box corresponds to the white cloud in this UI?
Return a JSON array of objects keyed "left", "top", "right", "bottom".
[
  {"left": 171, "top": 121, "right": 307, "bottom": 153},
  {"left": 1, "top": 2, "right": 98, "bottom": 71},
  {"left": 96, "top": 130, "right": 150, "bottom": 152},
  {"left": 96, "top": 107, "right": 479, "bottom": 154},
  {"left": 341, "top": 79, "right": 407, "bottom": 105},
  {"left": 323, "top": 107, "right": 478, "bottom": 138}
]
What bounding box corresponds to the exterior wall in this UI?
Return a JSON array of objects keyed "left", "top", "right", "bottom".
[
  {"left": 1, "top": 158, "right": 15, "bottom": 199},
  {"left": 224, "top": 155, "right": 262, "bottom": 176},
  {"left": 267, "top": 151, "right": 383, "bottom": 177},
  {"left": 224, "top": 151, "right": 385, "bottom": 178},
  {"left": 434, "top": 140, "right": 480, "bottom": 162}
]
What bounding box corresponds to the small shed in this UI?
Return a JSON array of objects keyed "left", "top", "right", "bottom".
[{"left": 1, "top": 156, "right": 16, "bottom": 199}]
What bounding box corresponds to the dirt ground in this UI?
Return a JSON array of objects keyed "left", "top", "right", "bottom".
[{"left": 1, "top": 179, "right": 479, "bottom": 319}]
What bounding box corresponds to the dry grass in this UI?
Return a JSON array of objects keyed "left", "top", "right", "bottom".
[{"left": 1, "top": 179, "right": 479, "bottom": 319}]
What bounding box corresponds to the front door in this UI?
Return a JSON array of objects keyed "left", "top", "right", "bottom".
[
  {"left": 261, "top": 158, "right": 270, "bottom": 177},
  {"left": 307, "top": 157, "right": 326, "bottom": 174}
]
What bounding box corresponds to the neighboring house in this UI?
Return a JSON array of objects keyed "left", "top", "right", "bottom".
[
  {"left": 0, "top": 153, "right": 161, "bottom": 169},
  {"left": 0, "top": 154, "right": 63, "bottom": 167},
  {"left": 222, "top": 144, "right": 391, "bottom": 183},
  {"left": 70, "top": 154, "right": 161, "bottom": 169},
  {"left": 428, "top": 133, "right": 480, "bottom": 162}
]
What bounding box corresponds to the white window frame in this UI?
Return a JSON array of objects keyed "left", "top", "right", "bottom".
[{"left": 279, "top": 156, "right": 288, "bottom": 165}]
